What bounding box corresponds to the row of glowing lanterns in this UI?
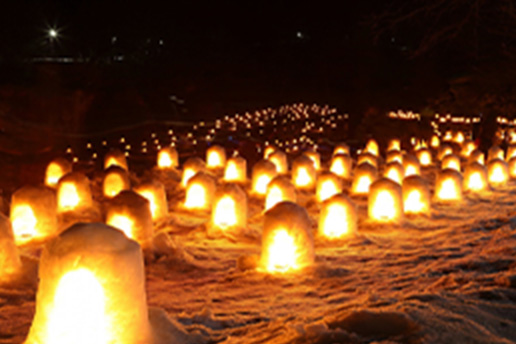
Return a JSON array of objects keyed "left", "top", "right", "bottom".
[{"left": 2, "top": 130, "right": 516, "bottom": 343}]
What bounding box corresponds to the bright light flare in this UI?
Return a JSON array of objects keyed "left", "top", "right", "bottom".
[
  {"left": 106, "top": 214, "right": 134, "bottom": 239},
  {"left": 320, "top": 203, "right": 351, "bottom": 239},
  {"left": 212, "top": 196, "right": 237, "bottom": 229},
  {"left": 264, "top": 229, "right": 299, "bottom": 273},
  {"left": 11, "top": 205, "right": 37, "bottom": 244},
  {"left": 370, "top": 191, "right": 397, "bottom": 221},
  {"left": 57, "top": 182, "right": 80, "bottom": 212}
]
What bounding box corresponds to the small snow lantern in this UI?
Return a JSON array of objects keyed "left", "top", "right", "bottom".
[
  {"left": 487, "top": 158, "right": 509, "bottom": 187},
  {"left": 437, "top": 144, "right": 453, "bottom": 161},
  {"left": 181, "top": 157, "right": 206, "bottom": 187},
  {"left": 460, "top": 140, "right": 477, "bottom": 158},
  {"left": 157, "top": 147, "right": 178, "bottom": 169},
  {"left": 206, "top": 144, "right": 226, "bottom": 169},
  {"left": 24, "top": 223, "right": 152, "bottom": 344},
  {"left": 45, "top": 158, "right": 72, "bottom": 188},
  {"left": 104, "top": 149, "right": 128, "bottom": 170},
  {"left": 357, "top": 152, "right": 378, "bottom": 169},
  {"left": 330, "top": 153, "right": 352, "bottom": 179},
  {"left": 388, "top": 139, "right": 401, "bottom": 152},
  {"left": 441, "top": 154, "right": 461, "bottom": 172},
  {"left": 0, "top": 214, "right": 22, "bottom": 278},
  {"left": 210, "top": 183, "right": 247, "bottom": 235},
  {"left": 223, "top": 156, "right": 247, "bottom": 183},
  {"left": 263, "top": 145, "right": 277, "bottom": 159},
  {"left": 106, "top": 190, "right": 153, "bottom": 248},
  {"left": 318, "top": 194, "right": 357, "bottom": 239},
  {"left": 57, "top": 172, "right": 93, "bottom": 213},
  {"left": 383, "top": 161, "right": 404, "bottom": 184},
  {"left": 292, "top": 155, "right": 317, "bottom": 190},
  {"left": 468, "top": 149, "right": 485, "bottom": 165},
  {"left": 183, "top": 172, "right": 216, "bottom": 211},
  {"left": 265, "top": 176, "right": 297, "bottom": 211},
  {"left": 365, "top": 138, "right": 379, "bottom": 156},
  {"left": 416, "top": 148, "right": 432, "bottom": 166},
  {"left": 463, "top": 162, "right": 488, "bottom": 192},
  {"left": 260, "top": 202, "right": 314, "bottom": 273},
  {"left": 268, "top": 150, "right": 288, "bottom": 174},
  {"left": 453, "top": 131, "right": 465, "bottom": 144},
  {"left": 368, "top": 178, "right": 403, "bottom": 222},
  {"left": 509, "top": 157, "right": 516, "bottom": 179},
  {"left": 10, "top": 186, "right": 57, "bottom": 245},
  {"left": 134, "top": 180, "right": 168, "bottom": 221},
  {"left": 506, "top": 144, "right": 516, "bottom": 161},
  {"left": 333, "top": 143, "right": 350, "bottom": 156},
  {"left": 303, "top": 150, "right": 321, "bottom": 171},
  {"left": 316, "top": 172, "right": 342, "bottom": 202},
  {"left": 103, "top": 166, "right": 130, "bottom": 199},
  {"left": 488, "top": 145, "right": 504, "bottom": 162},
  {"left": 402, "top": 154, "right": 421, "bottom": 176},
  {"left": 430, "top": 135, "right": 440, "bottom": 149},
  {"left": 402, "top": 175, "right": 430, "bottom": 215},
  {"left": 435, "top": 169, "right": 463, "bottom": 202},
  {"left": 351, "top": 163, "right": 378, "bottom": 195},
  {"left": 386, "top": 150, "right": 403, "bottom": 164},
  {"left": 252, "top": 159, "right": 277, "bottom": 196}
]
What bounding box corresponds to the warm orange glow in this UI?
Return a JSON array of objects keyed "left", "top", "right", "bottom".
[
  {"left": 441, "top": 154, "right": 461, "bottom": 171},
  {"left": 357, "top": 153, "right": 378, "bottom": 168},
  {"left": 137, "top": 190, "right": 158, "bottom": 219},
  {"left": 330, "top": 154, "right": 351, "bottom": 179},
  {"left": 294, "top": 166, "right": 313, "bottom": 188},
  {"left": 384, "top": 163, "right": 404, "bottom": 184},
  {"left": 103, "top": 173, "right": 126, "bottom": 198},
  {"left": 509, "top": 157, "right": 516, "bottom": 179},
  {"left": 404, "top": 163, "right": 420, "bottom": 177},
  {"left": 333, "top": 143, "right": 350, "bottom": 156},
  {"left": 404, "top": 190, "right": 425, "bottom": 214},
  {"left": 265, "top": 185, "right": 284, "bottom": 211},
  {"left": 507, "top": 145, "right": 516, "bottom": 161},
  {"left": 365, "top": 139, "right": 379, "bottom": 156},
  {"left": 370, "top": 190, "right": 397, "bottom": 221},
  {"left": 430, "top": 135, "right": 440, "bottom": 148},
  {"left": 268, "top": 151, "right": 288, "bottom": 174},
  {"left": 466, "top": 171, "right": 487, "bottom": 191},
  {"left": 386, "top": 151, "right": 403, "bottom": 164},
  {"left": 354, "top": 175, "right": 373, "bottom": 194},
  {"left": 436, "top": 170, "right": 463, "bottom": 201},
  {"left": 319, "top": 203, "right": 353, "bottom": 239},
  {"left": 417, "top": 149, "right": 432, "bottom": 166},
  {"left": 438, "top": 179, "right": 460, "bottom": 200},
  {"left": 11, "top": 204, "right": 37, "bottom": 244},
  {"left": 488, "top": 160, "right": 509, "bottom": 186},
  {"left": 57, "top": 182, "right": 80, "bottom": 212},
  {"left": 181, "top": 157, "right": 206, "bottom": 187},
  {"left": 45, "top": 163, "right": 64, "bottom": 188},
  {"left": 224, "top": 160, "right": 240, "bottom": 181},
  {"left": 438, "top": 146, "right": 453, "bottom": 160},
  {"left": 181, "top": 168, "right": 197, "bottom": 187},
  {"left": 212, "top": 195, "right": 237, "bottom": 229},
  {"left": 206, "top": 146, "right": 226, "bottom": 169},
  {"left": 106, "top": 214, "right": 134, "bottom": 239},
  {"left": 264, "top": 229, "right": 299, "bottom": 273},
  {"left": 184, "top": 183, "right": 207, "bottom": 210},
  {"left": 45, "top": 268, "right": 111, "bottom": 344},
  {"left": 252, "top": 160, "right": 277, "bottom": 196},
  {"left": 304, "top": 151, "right": 321, "bottom": 171},
  {"left": 388, "top": 139, "right": 401, "bottom": 151},
  {"left": 157, "top": 148, "right": 178, "bottom": 169},
  {"left": 316, "top": 174, "right": 342, "bottom": 202},
  {"left": 461, "top": 141, "right": 476, "bottom": 157},
  {"left": 488, "top": 146, "right": 504, "bottom": 162},
  {"left": 453, "top": 131, "right": 465, "bottom": 144}
]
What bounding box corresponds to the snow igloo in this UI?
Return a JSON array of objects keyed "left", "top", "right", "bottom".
[
  {"left": 103, "top": 166, "right": 130, "bottom": 199},
  {"left": 463, "top": 162, "right": 488, "bottom": 192},
  {"left": 487, "top": 158, "right": 509, "bottom": 187},
  {"left": 333, "top": 142, "right": 350, "bottom": 156},
  {"left": 56, "top": 172, "right": 93, "bottom": 213},
  {"left": 10, "top": 186, "right": 57, "bottom": 245},
  {"left": 260, "top": 202, "right": 314, "bottom": 273},
  {"left": 402, "top": 175, "right": 430, "bottom": 215},
  {"left": 209, "top": 183, "right": 247, "bottom": 236},
  {"left": 402, "top": 153, "right": 421, "bottom": 177},
  {"left": 265, "top": 176, "right": 297, "bottom": 211},
  {"left": 206, "top": 144, "right": 226, "bottom": 170},
  {"left": 330, "top": 153, "right": 352, "bottom": 179},
  {"left": 224, "top": 156, "right": 247, "bottom": 183},
  {"left": 267, "top": 150, "right": 288, "bottom": 174},
  {"left": 291, "top": 155, "right": 317, "bottom": 190},
  {"left": 104, "top": 149, "right": 128, "bottom": 171},
  {"left": 318, "top": 194, "right": 357, "bottom": 239},
  {"left": 316, "top": 172, "right": 342, "bottom": 202},
  {"left": 435, "top": 168, "right": 463, "bottom": 202},
  {"left": 251, "top": 159, "right": 277, "bottom": 196},
  {"left": 416, "top": 148, "right": 432, "bottom": 166},
  {"left": 0, "top": 213, "right": 22, "bottom": 279},
  {"left": 441, "top": 154, "right": 461, "bottom": 172},
  {"left": 181, "top": 157, "right": 206, "bottom": 188},
  {"left": 157, "top": 146, "right": 178, "bottom": 169},
  {"left": 351, "top": 162, "right": 378, "bottom": 196},
  {"left": 368, "top": 178, "right": 403, "bottom": 222},
  {"left": 24, "top": 223, "right": 153, "bottom": 344},
  {"left": 383, "top": 161, "right": 404, "bottom": 184},
  {"left": 183, "top": 172, "right": 216, "bottom": 211},
  {"left": 134, "top": 180, "right": 168, "bottom": 221},
  {"left": 44, "top": 158, "right": 72, "bottom": 188}
]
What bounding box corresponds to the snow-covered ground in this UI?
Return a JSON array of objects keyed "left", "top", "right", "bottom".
[{"left": 1, "top": 158, "right": 516, "bottom": 344}]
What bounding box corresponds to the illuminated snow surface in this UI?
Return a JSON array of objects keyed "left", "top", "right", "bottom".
[{"left": 1, "top": 170, "right": 516, "bottom": 343}]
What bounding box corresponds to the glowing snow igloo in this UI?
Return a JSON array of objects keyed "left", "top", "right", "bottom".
[
  {"left": 263, "top": 145, "right": 277, "bottom": 159},
  {"left": 488, "top": 145, "right": 504, "bottom": 162},
  {"left": 402, "top": 153, "right": 421, "bottom": 177},
  {"left": 206, "top": 145, "right": 226, "bottom": 170},
  {"left": 104, "top": 149, "right": 128, "bottom": 171},
  {"left": 209, "top": 183, "right": 247, "bottom": 235},
  {"left": 441, "top": 153, "right": 461, "bottom": 172},
  {"left": 56, "top": 172, "right": 93, "bottom": 213},
  {"left": 402, "top": 175, "right": 430, "bottom": 215},
  {"left": 437, "top": 144, "right": 454, "bottom": 161},
  {"left": 260, "top": 202, "right": 314, "bottom": 273},
  {"left": 24, "top": 223, "right": 152, "bottom": 344},
  {"left": 364, "top": 138, "right": 379, "bottom": 157},
  {"left": 181, "top": 157, "right": 206, "bottom": 188},
  {"left": 10, "top": 186, "right": 57, "bottom": 245},
  {"left": 252, "top": 159, "right": 277, "bottom": 196},
  {"left": 435, "top": 168, "right": 463, "bottom": 202},
  {"left": 386, "top": 150, "right": 403, "bottom": 164},
  {"left": 416, "top": 148, "right": 432, "bottom": 166},
  {"left": 224, "top": 156, "right": 247, "bottom": 183},
  {"left": 487, "top": 158, "right": 509, "bottom": 187},
  {"left": 103, "top": 166, "right": 130, "bottom": 199},
  {"left": 463, "top": 162, "right": 488, "bottom": 192},
  {"left": 267, "top": 150, "right": 288, "bottom": 174},
  {"left": 460, "top": 140, "right": 477, "bottom": 158},
  {"left": 333, "top": 143, "right": 350, "bottom": 156},
  {"left": 318, "top": 194, "right": 357, "bottom": 239},
  {"left": 383, "top": 161, "right": 404, "bottom": 184},
  {"left": 106, "top": 191, "right": 153, "bottom": 248},
  {"left": 45, "top": 158, "right": 72, "bottom": 188},
  {"left": 351, "top": 163, "right": 378, "bottom": 196},
  {"left": 387, "top": 138, "right": 401, "bottom": 152},
  {"left": 316, "top": 172, "right": 342, "bottom": 202},
  {"left": 0, "top": 213, "right": 22, "bottom": 279},
  {"left": 183, "top": 172, "right": 216, "bottom": 211},
  {"left": 157, "top": 147, "right": 178, "bottom": 169},
  {"left": 292, "top": 155, "right": 317, "bottom": 190},
  {"left": 134, "top": 180, "right": 168, "bottom": 221},
  {"left": 303, "top": 150, "right": 321, "bottom": 171},
  {"left": 368, "top": 178, "right": 403, "bottom": 222},
  {"left": 357, "top": 152, "right": 378, "bottom": 169},
  {"left": 330, "top": 153, "right": 352, "bottom": 179},
  {"left": 265, "top": 176, "right": 297, "bottom": 211},
  {"left": 430, "top": 134, "right": 440, "bottom": 148}
]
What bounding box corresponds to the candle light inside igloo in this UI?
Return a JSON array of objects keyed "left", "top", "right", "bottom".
[
  {"left": 157, "top": 147, "right": 178, "bottom": 169},
  {"left": 435, "top": 169, "right": 463, "bottom": 202},
  {"left": 224, "top": 156, "right": 247, "bottom": 183},
  {"left": 318, "top": 194, "right": 357, "bottom": 239},
  {"left": 265, "top": 176, "right": 297, "bottom": 211},
  {"left": 183, "top": 172, "right": 216, "bottom": 211},
  {"left": 463, "top": 162, "right": 488, "bottom": 192},
  {"left": 368, "top": 178, "right": 403, "bottom": 222},
  {"left": 103, "top": 166, "right": 130, "bottom": 199},
  {"left": 45, "top": 158, "right": 72, "bottom": 188}
]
